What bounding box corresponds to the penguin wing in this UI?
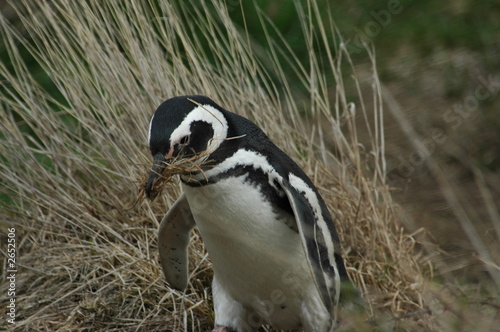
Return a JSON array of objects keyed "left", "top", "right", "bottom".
[
  {"left": 277, "top": 173, "right": 340, "bottom": 315},
  {"left": 158, "top": 193, "right": 196, "bottom": 290}
]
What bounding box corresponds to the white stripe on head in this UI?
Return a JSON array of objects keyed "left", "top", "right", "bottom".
[
  {"left": 170, "top": 104, "right": 228, "bottom": 154},
  {"left": 148, "top": 112, "right": 155, "bottom": 144}
]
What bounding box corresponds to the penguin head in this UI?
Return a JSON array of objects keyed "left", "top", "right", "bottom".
[{"left": 146, "top": 95, "right": 228, "bottom": 198}]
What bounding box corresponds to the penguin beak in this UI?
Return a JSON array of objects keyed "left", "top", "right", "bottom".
[{"left": 145, "top": 152, "right": 168, "bottom": 199}]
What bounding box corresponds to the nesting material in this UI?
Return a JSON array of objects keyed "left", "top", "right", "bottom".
[{"left": 139, "top": 152, "right": 212, "bottom": 201}]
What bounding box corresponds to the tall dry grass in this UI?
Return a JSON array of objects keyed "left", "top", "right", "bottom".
[{"left": 0, "top": 0, "right": 497, "bottom": 331}]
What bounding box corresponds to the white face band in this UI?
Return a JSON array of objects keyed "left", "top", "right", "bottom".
[{"left": 169, "top": 104, "right": 229, "bottom": 155}]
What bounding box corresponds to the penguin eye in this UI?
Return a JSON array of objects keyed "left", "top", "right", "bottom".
[{"left": 180, "top": 135, "right": 190, "bottom": 145}]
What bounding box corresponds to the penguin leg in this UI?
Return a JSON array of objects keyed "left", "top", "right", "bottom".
[
  {"left": 299, "top": 292, "right": 336, "bottom": 332},
  {"left": 212, "top": 274, "right": 256, "bottom": 332}
]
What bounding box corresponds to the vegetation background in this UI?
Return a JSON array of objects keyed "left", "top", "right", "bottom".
[{"left": 0, "top": 0, "right": 498, "bottom": 331}]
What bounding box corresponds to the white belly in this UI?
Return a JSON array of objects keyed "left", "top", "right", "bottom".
[{"left": 182, "top": 177, "right": 323, "bottom": 328}]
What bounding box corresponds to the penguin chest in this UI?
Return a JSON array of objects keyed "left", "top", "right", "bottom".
[
  {"left": 181, "top": 176, "right": 304, "bottom": 271},
  {"left": 181, "top": 177, "right": 316, "bottom": 325}
]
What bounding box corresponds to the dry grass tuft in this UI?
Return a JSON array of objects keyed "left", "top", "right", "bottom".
[
  {"left": 0, "top": 0, "right": 497, "bottom": 331},
  {"left": 138, "top": 152, "right": 213, "bottom": 202}
]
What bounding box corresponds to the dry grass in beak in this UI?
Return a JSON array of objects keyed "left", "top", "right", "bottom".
[
  {"left": 139, "top": 151, "right": 213, "bottom": 201},
  {"left": 138, "top": 134, "right": 246, "bottom": 202}
]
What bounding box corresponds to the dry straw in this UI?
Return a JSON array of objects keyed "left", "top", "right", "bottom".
[
  {"left": 137, "top": 152, "right": 212, "bottom": 202},
  {"left": 1, "top": 1, "right": 497, "bottom": 331}
]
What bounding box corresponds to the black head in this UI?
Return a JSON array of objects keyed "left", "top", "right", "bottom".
[{"left": 145, "top": 95, "right": 229, "bottom": 198}]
